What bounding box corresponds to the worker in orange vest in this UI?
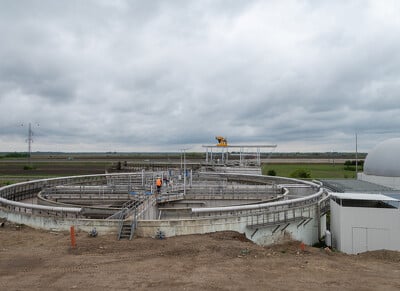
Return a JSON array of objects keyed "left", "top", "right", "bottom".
[{"left": 156, "top": 177, "right": 162, "bottom": 194}]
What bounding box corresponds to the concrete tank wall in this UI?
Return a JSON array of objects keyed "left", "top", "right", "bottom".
[
  {"left": 1, "top": 172, "right": 325, "bottom": 246},
  {"left": 1, "top": 205, "right": 324, "bottom": 247},
  {"left": 0, "top": 208, "right": 119, "bottom": 234},
  {"left": 135, "top": 212, "right": 324, "bottom": 246}
]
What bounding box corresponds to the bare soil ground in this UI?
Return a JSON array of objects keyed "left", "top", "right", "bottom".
[{"left": 1, "top": 223, "right": 399, "bottom": 291}]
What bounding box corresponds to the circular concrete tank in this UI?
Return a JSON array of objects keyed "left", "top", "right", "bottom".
[{"left": 0, "top": 171, "right": 327, "bottom": 246}]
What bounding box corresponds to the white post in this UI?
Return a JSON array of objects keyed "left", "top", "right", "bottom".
[
  {"left": 180, "top": 151, "right": 183, "bottom": 173},
  {"left": 355, "top": 133, "right": 358, "bottom": 176}
]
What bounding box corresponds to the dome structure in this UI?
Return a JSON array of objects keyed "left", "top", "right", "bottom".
[{"left": 364, "top": 138, "right": 400, "bottom": 177}]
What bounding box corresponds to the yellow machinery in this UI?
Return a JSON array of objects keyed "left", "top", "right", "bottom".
[{"left": 215, "top": 136, "right": 228, "bottom": 147}]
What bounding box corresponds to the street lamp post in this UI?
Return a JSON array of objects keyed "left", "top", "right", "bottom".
[{"left": 355, "top": 133, "right": 358, "bottom": 176}]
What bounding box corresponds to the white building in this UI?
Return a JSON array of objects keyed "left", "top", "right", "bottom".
[
  {"left": 322, "top": 138, "right": 400, "bottom": 254},
  {"left": 330, "top": 193, "right": 400, "bottom": 254}
]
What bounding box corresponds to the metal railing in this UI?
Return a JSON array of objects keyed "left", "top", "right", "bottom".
[
  {"left": 0, "top": 173, "right": 151, "bottom": 218},
  {"left": 0, "top": 196, "right": 81, "bottom": 218},
  {"left": 157, "top": 193, "right": 185, "bottom": 203},
  {"left": 246, "top": 204, "right": 314, "bottom": 228},
  {"left": 186, "top": 184, "right": 282, "bottom": 195},
  {"left": 190, "top": 188, "right": 325, "bottom": 218}
]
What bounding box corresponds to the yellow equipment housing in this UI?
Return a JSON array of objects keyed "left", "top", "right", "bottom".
[{"left": 215, "top": 136, "right": 228, "bottom": 147}]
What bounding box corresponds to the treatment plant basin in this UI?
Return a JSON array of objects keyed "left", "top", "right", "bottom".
[{"left": 0, "top": 169, "right": 329, "bottom": 246}]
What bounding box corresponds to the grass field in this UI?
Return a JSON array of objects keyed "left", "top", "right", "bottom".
[
  {"left": 0, "top": 153, "right": 361, "bottom": 186},
  {"left": 262, "top": 163, "right": 358, "bottom": 179},
  {"left": 0, "top": 159, "right": 111, "bottom": 185}
]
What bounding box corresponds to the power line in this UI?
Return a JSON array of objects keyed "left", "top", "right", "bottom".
[{"left": 21, "top": 122, "right": 39, "bottom": 165}]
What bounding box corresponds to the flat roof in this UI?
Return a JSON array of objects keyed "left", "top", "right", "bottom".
[
  {"left": 322, "top": 179, "right": 395, "bottom": 193},
  {"left": 332, "top": 192, "right": 399, "bottom": 201}
]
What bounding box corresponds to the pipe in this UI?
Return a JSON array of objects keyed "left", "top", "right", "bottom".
[
  {"left": 191, "top": 188, "right": 324, "bottom": 213},
  {"left": 198, "top": 172, "right": 321, "bottom": 189},
  {"left": 317, "top": 192, "right": 331, "bottom": 239},
  {"left": 0, "top": 197, "right": 81, "bottom": 213}
]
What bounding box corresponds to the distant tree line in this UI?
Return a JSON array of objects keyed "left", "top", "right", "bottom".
[
  {"left": 344, "top": 160, "right": 364, "bottom": 171},
  {"left": 262, "top": 152, "right": 367, "bottom": 159},
  {"left": 0, "top": 152, "right": 29, "bottom": 159}
]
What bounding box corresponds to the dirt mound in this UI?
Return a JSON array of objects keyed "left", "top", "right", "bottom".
[
  {"left": 357, "top": 250, "right": 400, "bottom": 263},
  {"left": 1, "top": 226, "right": 400, "bottom": 290}
]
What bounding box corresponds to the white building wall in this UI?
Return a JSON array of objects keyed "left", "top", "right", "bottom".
[{"left": 330, "top": 199, "right": 400, "bottom": 254}]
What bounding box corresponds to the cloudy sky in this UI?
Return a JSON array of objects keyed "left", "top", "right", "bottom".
[{"left": 1, "top": 0, "right": 400, "bottom": 153}]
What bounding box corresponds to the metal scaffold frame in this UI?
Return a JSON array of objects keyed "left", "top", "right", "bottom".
[{"left": 202, "top": 144, "right": 277, "bottom": 166}]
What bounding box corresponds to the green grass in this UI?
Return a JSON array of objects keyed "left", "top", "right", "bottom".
[
  {"left": 262, "top": 163, "right": 357, "bottom": 179},
  {"left": 0, "top": 160, "right": 111, "bottom": 186},
  {"left": 0, "top": 158, "right": 358, "bottom": 185}
]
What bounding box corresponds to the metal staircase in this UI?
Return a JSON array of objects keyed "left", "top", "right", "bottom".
[
  {"left": 118, "top": 216, "right": 136, "bottom": 240},
  {"left": 116, "top": 194, "right": 157, "bottom": 240},
  {"left": 117, "top": 200, "right": 139, "bottom": 240}
]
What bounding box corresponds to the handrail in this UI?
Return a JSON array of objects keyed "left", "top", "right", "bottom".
[
  {"left": 198, "top": 172, "right": 321, "bottom": 187},
  {"left": 191, "top": 187, "right": 323, "bottom": 213},
  {"left": 0, "top": 197, "right": 81, "bottom": 212},
  {"left": 0, "top": 173, "right": 144, "bottom": 215}
]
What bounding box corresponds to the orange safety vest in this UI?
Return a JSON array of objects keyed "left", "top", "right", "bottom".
[{"left": 156, "top": 178, "right": 162, "bottom": 187}]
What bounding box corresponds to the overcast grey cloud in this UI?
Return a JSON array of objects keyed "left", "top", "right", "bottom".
[{"left": 1, "top": 0, "right": 400, "bottom": 152}]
